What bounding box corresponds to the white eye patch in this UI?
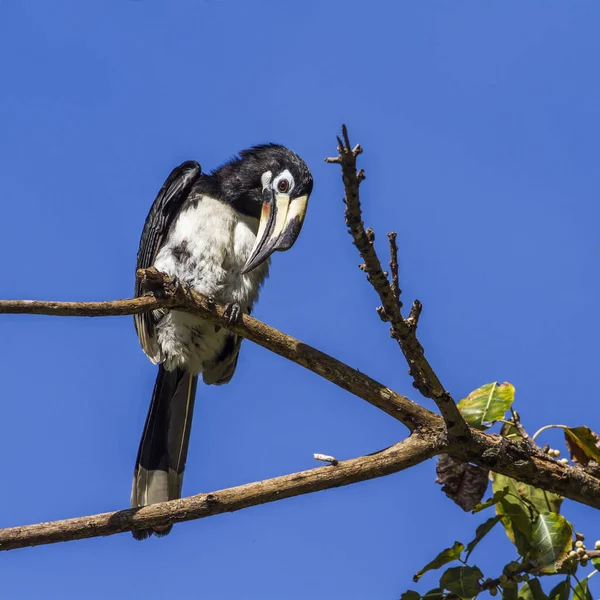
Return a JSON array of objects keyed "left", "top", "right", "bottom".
[
  {"left": 261, "top": 171, "right": 273, "bottom": 191},
  {"left": 272, "top": 169, "right": 295, "bottom": 193}
]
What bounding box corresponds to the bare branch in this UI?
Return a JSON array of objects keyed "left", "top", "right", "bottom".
[
  {"left": 0, "top": 294, "right": 176, "bottom": 318},
  {"left": 387, "top": 232, "right": 401, "bottom": 308},
  {"left": 509, "top": 409, "right": 538, "bottom": 450},
  {"left": 0, "top": 436, "right": 434, "bottom": 551},
  {"left": 406, "top": 300, "right": 422, "bottom": 328},
  {"left": 326, "top": 125, "right": 469, "bottom": 439},
  {"left": 531, "top": 424, "right": 569, "bottom": 442},
  {"left": 0, "top": 270, "right": 435, "bottom": 432}
]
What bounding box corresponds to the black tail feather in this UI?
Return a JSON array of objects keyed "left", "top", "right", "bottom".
[{"left": 131, "top": 365, "right": 198, "bottom": 540}]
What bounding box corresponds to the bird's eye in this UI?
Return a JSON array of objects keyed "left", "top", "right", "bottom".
[{"left": 273, "top": 169, "right": 295, "bottom": 194}]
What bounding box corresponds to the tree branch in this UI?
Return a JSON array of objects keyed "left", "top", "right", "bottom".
[
  {"left": 0, "top": 435, "right": 435, "bottom": 551},
  {"left": 0, "top": 294, "right": 176, "bottom": 317},
  {"left": 451, "top": 429, "right": 600, "bottom": 511},
  {"left": 325, "top": 126, "right": 469, "bottom": 440},
  {"left": 0, "top": 269, "right": 434, "bottom": 432},
  {"left": 387, "top": 232, "right": 402, "bottom": 307}
]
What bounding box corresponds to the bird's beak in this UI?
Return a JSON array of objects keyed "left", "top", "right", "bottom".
[{"left": 242, "top": 188, "right": 309, "bottom": 274}]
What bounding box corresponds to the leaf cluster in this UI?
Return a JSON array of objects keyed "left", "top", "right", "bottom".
[{"left": 404, "top": 383, "right": 600, "bottom": 600}]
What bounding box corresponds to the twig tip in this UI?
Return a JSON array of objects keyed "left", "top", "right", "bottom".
[{"left": 314, "top": 453, "right": 339, "bottom": 466}]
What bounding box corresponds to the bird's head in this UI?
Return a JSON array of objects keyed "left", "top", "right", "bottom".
[{"left": 215, "top": 144, "right": 313, "bottom": 273}]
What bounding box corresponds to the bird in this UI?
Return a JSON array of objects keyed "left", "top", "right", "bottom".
[{"left": 131, "top": 144, "right": 313, "bottom": 539}]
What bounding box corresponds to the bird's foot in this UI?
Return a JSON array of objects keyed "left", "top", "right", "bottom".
[
  {"left": 224, "top": 302, "right": 242, "bottom": 324},
  {"left": 163, "top": 274, "right": 185, "bottom": 299},
  {"left": 137, "top": 268, "right": 181, "bottom": 298}
]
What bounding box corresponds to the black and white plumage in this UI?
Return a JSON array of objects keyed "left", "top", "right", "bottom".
[{"left": 131, "top": 145, "right": 313, "bottom": 539}]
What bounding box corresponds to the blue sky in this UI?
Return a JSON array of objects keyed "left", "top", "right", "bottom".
[{"left": 1, "top": 1, "right": 599, "bottom": 598}]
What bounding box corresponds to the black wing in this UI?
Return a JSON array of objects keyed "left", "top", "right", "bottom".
[{"left": 134, "top": 160, "right": 201, "bottom": 362}]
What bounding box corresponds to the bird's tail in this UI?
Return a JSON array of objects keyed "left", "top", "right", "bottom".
[{"left": 131, "top": 364, "right": 198, "bottom": 540}]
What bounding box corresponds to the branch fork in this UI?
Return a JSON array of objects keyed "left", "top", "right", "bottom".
[{"left": 325, "top": 124, "right": 469, "bottom": 441}]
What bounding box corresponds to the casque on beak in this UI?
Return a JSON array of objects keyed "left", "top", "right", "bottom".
[{"left": 242, "top": 187, "right": 308, "bottom": 274}]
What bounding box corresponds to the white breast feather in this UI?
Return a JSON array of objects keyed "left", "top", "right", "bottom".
[{"left": 151, "top": 196, "right": 269, "bottom": 374}]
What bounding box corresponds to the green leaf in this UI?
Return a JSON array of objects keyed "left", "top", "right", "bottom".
[
  {"left": 573, "top": 578, "right": 593, "bottom": 600},
  {"left": 492, "top": 473, "right": 563, "bottom": 516},
  {"left": 494, "top": 479, "right": 534, "bottom": 554},
  {"left": 422, "top": 589, "right": 444, "bottom": 600},
  {"left": 547, "top": 579, "right": 570, "bottom": 600},
  {"left": 530, "top": 513, "right": 573, "bottom": 574},
  {"left": 465, "top": 515, "right": 502, "bottom": 560},
  {"left": 439, "top": 566, "right": 483, "bottom": 598},
  {"left": 400, "top": 591, "right": 421, "bottom": 600},
  {"left": 413, "top": 542, "right": 464, "bottom": 582},
  {"left": 564, "top": 426, "right": 600, "bottom": 466},
  {"left": 457, "top": 382, "right": 515, "bottom": 430},
  {"left": 518, "top": 579, "right": 547, "bottom": 600},
  {"left": 501, "top": 420, "right": 522, "bottom": 441},
  {"left": 492, "top": 473, "right": 563, "bottom": 554},
  {"left": 471, "top": 489, "right": 509, "bottom": 514}
]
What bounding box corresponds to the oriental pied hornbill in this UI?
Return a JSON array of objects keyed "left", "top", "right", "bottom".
[{"left": 131, "top": 145, "right": 313, "bottom": 539}]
